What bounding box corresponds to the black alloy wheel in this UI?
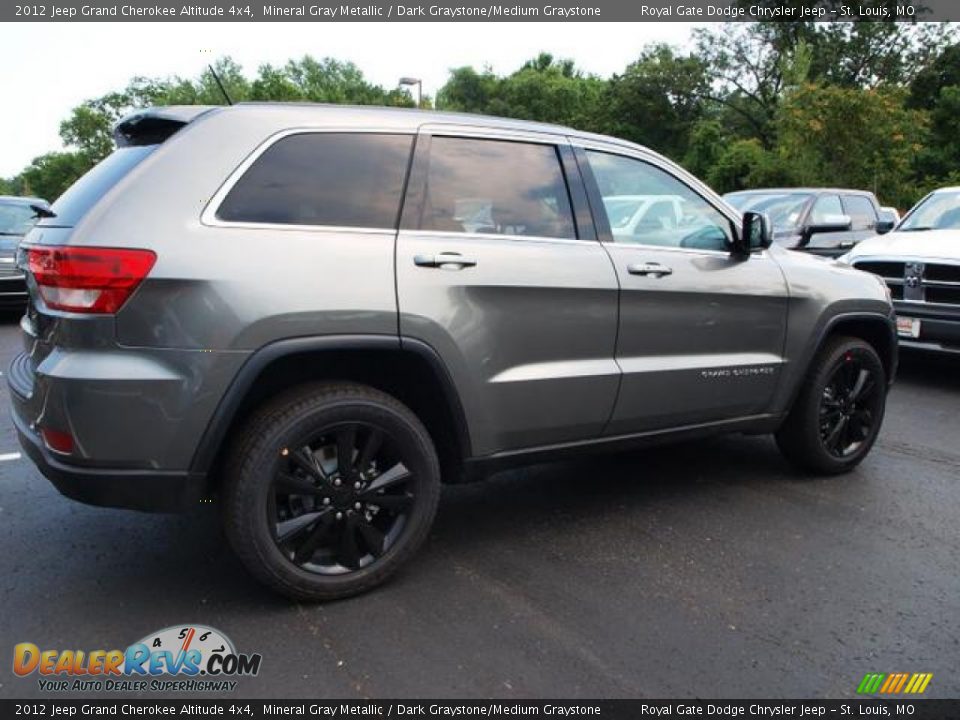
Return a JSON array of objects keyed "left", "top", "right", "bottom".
[
  {"left": 223, "top": 382, "right": 441, "bottom": 601},
  {"left": 775, "top": 336, "right": 887, "bottom": 475},
  {"left": 271, "top": 423, "right": 415, "bottom": 574},
  {"left": 818, "top": 351, "right": 883, "bottom": 459}
]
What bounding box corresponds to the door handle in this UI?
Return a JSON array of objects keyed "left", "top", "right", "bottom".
[
  {"left": 414, "top": 253, "right": 478, "bottom": 269},
  {"left": 627, "top": 262, "right": 673, "bottom": 277}
]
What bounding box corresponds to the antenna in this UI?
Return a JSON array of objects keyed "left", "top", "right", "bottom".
[{"left": 208, "top": 64, "right": 233, "bottom": 105}]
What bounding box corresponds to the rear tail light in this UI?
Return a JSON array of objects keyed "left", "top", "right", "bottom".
[{"left": 26, "top": 246, "right": 156, "bottom": 314}]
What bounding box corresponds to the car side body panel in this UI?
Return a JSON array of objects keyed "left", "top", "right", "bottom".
[{"left": 7, "top": 103, "right": 897, "bottom": 512}]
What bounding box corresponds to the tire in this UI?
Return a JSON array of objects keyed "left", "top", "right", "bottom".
[
  {"left": 776, "top": 336, "right": 887, "bottom": 475},
  {"left": 222, "top": 382, "right": 441, "bottom": 601}
]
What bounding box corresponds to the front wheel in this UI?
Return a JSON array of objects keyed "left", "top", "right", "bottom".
[
  {"left": 776, "top": 336, "right": 887, "bottom": 475},
  {"left": 222, "top": 382, "right": 441, "bottom": 601}
]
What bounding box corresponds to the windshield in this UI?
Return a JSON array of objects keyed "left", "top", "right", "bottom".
[
  {"left": 900, "top": 191, "right": 960, "bottom": 231},
  {"left": 725, "top": 192, "right": 812, "bottom": 232},
  {"left": 0, "top": 202, "right": 38, "bottom": 235}
]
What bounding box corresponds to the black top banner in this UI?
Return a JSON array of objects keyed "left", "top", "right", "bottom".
[{"left": 5, "top": 0, "right": 960, "bottom": 22}]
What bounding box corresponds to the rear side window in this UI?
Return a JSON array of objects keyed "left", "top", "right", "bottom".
[
  {"left": 419, "top": 137, "right": 576, "bottom": 240},
  {"left": 49, "top": 145, "right": 156, "bottom": 226},
  {"left": 217, "top": 133, "right": 413, "bottom": 229},
  {"left": 842, "top": 195, "right": 878, "bottom": 230}
]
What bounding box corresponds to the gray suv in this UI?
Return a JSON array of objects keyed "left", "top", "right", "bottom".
[{"left": 8, "top": 104, "right": 897, "bottom": 600}]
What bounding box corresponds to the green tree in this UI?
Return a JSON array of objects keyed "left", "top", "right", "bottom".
[
  {"left": 492, "top": 53, "right": 604, "bottom": 128},
  {"left": 693, "top": 17, "right": 953, "bottom": 146},
  {"left": 435, "top": 65, "right": 500, "bottom": 113},
  {"left": 908, "top": 43, "right": 960, "bottom": 110},
  {"left": 266, "top": 56, "right": 411, "bottom": 105},
  {"left": 18, "top": 151, "right": 95, "bottom": 201},
  {"left": 599, "top": 45, "right": 710, "bottom": 159},
  {"left": 436, "top": 54, "right": 602, "bottom": 129},
  {"left": 775, "top": 83, "right": 928, "bottom": 206}
]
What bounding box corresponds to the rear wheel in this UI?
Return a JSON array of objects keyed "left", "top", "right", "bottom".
[
  {"left": 776, "top": 336, "right": 886, "bottom": 475},
  {"left": 222, "top": 382, "right": 441, "bottom": 601}
]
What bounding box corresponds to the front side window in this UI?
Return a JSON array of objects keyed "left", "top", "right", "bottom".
[
  {"left": 217, "top": 133, "right": 413, "bottom": 229},
  {"left": 810, "top": 195, "right": 843, "bottom": 224},
  {"left": 419, "top": 137, "right": 576, "bottom": 240},
  {"left": 841, "top": 195, "right": 878, "bottom": 231},
  {"left": 588, "top": 151, "right": 732, "bottom": 251}
]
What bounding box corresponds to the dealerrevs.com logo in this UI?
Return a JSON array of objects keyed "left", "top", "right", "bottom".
[{"left": 13, "top": 625, "right": 262, "bottom": 693}]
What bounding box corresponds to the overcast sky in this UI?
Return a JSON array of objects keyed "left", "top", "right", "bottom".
[{"left": 0, "top": 22, "right": 701, "bottom": 177}]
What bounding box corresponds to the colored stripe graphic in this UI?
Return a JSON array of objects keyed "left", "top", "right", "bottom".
[
  {"left": 858, "top": 673, "right": 932, "bottom": 694},
  {"left": 857, "top": 673, "right": 885, "bottom": 694}
]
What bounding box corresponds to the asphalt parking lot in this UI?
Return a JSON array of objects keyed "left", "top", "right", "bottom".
[{"left": 0, "top": 311, "right": 958, "bottom": 700}]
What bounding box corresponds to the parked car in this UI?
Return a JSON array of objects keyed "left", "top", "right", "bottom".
[
  {"left": 840, "top": 186, "right": 960, "bottom": 353},
  {"left": 0, "top": 196, "right": 49, "bottom": 308},
  {"left": 9, "top": 105, "right": 896, "bottom": 600},
  {"left": 602, "top": 194, "right": 683, "bottom": 238},
  {"left": 724, "top": 188, "right": 895, "bottom": 257}
]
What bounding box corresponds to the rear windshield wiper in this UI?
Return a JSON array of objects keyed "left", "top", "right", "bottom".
[{"left": 899, "top": 226, "right": 933, "bottom": 232}]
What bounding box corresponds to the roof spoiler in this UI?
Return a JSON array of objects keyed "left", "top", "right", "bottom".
[{"left": 113, "top": 106, "right": 218, "bottom": 147}]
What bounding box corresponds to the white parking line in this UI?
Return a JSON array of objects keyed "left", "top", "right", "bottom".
[{"left": 0, "top": 453, "right": 22, "bottom": 462}]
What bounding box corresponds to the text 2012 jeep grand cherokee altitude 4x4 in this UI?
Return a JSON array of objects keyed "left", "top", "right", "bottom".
[{"left": 8, "top": 104, "right": 897, "bottom": 600}]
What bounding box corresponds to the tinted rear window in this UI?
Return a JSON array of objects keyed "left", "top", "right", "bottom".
[
  {"left": 48, "top": 145, "right": 157, "bottom": 226},
  {"left": 419, "top": 137, "right": 576, "bottom": 239},
  {"left": 217, "top": 133, "right": 413, "bottom": 229}
]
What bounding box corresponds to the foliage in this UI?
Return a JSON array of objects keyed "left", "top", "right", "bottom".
[
  {"left": 18, "top": 151, "right": 96, "bottom": 201},
  {"left": 597, "top": 45, "right": 710, "bottom": 159},
  {"left": 774, "top": 83, "right": 927, "bottom": 207},
  {"left": 437, "top": 53, "right": 603, "bottom": 129},
  {"left": 6, "top": 26, "right": 960, "bottom": 209}
]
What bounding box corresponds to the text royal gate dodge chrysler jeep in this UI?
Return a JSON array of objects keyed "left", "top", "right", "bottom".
[{"left": 8, "top": 105, "right": 897, "bottom": 600}]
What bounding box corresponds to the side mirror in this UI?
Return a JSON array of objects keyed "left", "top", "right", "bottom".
[
  {"left": 735, "top": 211, "right": 772, "bottom": 257},
  {"left": 876, "top": 211, "right": 897, "bottom": 234},
  {"left": 805, "top": 214, "right": 852, "bottom": 237}
]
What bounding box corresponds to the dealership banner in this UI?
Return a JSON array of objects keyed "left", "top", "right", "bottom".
[
  {"left": 5, "top": 0, "right": 960, "bottom": 22},
  {"left": 3, "top": 701, "right": 960, "bottom": 718}
]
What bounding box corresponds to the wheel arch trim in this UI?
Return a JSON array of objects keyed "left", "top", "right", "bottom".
[
  {"left": 780, "top": 310, "right": 897, "bottom": 419},
  {"left": 188, "top": 334, "right": 472, "bottom": 475}
]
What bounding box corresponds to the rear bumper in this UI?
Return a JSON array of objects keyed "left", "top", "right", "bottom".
[
  {"left": 6, "top": 340, "right": 240, "bottom": 513},
  {"left": 12, "top": 411, "right": 206, "bottom": 513}
]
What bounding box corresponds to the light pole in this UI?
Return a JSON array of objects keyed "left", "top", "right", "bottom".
[{"left": 399, "top": 77, "right": 422, "bottom": 108}]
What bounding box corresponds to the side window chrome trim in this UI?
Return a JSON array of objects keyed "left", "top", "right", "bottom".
[
  {"left": 400, "top": 228, "right": 600, "bottom": 246},
  {"left": 200, "top": 127, "right": 417, "bottom": 231},
  {"left": 417, "top": 123, "right": 570, "bottom": 146},
  {"left": 602, "top": 241, "right": 770, "bottom": 259}
]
